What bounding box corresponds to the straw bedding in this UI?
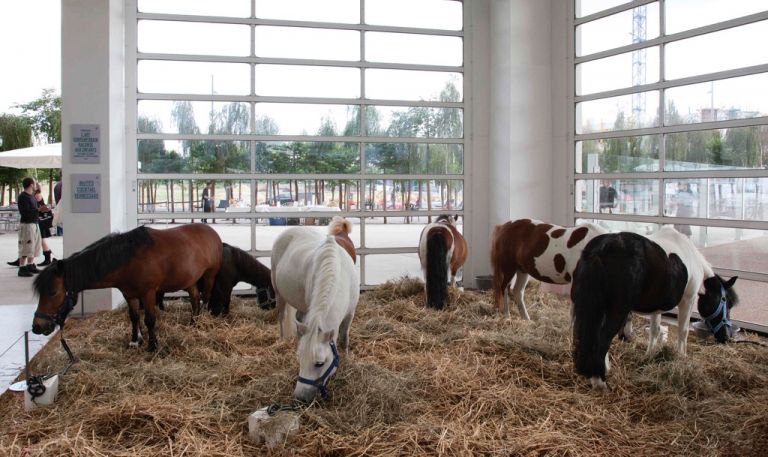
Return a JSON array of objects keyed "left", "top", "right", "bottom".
[{"left": 1, "top": 278, "right": 766, "bottom": 456}]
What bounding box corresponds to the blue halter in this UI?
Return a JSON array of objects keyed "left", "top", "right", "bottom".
[
  {"left": 702, "top": 285, "right": 731, "bottom": 335},
  {"left": 297, "top": 340, "right": 340, "bottom": 399}
]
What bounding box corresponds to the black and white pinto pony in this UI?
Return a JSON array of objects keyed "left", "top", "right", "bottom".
[
  {"left": 571, "top": 226, "right": 739, "bottom": 390},
  {"left": 271, "top": 218, "right": 359, "bottom": 402}
]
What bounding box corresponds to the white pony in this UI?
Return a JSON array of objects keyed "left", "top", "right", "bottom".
[{"left": 271, "top": 220, "right": 359, "bottom": 402}]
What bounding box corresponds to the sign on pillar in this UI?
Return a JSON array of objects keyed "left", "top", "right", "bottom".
[
  {"left": 71, "top": 124, "right": 100, "bottom": 164},
  {"left": 71, "top": 174, "right": 101, "bottom": 213}
]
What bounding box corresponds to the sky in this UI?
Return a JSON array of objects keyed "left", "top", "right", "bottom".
[{"left": 0, "top": 0, "right": 61, "bottom": 115}]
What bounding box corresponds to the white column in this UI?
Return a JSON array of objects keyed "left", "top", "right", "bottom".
[
  {"left": 465, "top": 0, "right": 556, "bottom": 284},
  {"left": 61, "top": 0, "right": 128, "bottom": 312}
]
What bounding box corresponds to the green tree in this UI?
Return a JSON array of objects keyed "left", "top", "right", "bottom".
[
  {"left": 0, "top": 114, "right": 33, "bottom": 205},
  {"left": 16, "top": 89, "right": 61, "bottom": 144}
]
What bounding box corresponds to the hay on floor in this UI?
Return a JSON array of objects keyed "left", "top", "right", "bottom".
[{"left": 1, "top": 277, "right": 767, "bottom": 456}]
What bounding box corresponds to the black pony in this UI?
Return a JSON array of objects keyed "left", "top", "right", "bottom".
[
  {"left": 571, "top": 228, "right": 738, "bottom": 390},
  {"left": 209, "top": 243, "right": 275, "bottom": 315}
]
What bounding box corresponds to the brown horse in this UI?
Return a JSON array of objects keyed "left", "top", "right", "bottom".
[
  {"left": 32, "top": 224, "right": 222, "bottom": 352},
  {"left": 490, "top": 218, "right": 607, "bottom": 319},
  {"left": 418, "top": 215, "right": 468, "bottom": 309}
]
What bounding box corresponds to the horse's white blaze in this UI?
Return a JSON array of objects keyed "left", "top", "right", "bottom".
[{"left": 271, "top": 226, "right": 360, "bottom": 402}]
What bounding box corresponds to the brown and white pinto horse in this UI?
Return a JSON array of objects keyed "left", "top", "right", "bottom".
[
  {"left": 419, "top": 215, "right": 468, "bottom": 310},
  {"left": 490, "top": 219, "right": 607, "bottom": 319}
]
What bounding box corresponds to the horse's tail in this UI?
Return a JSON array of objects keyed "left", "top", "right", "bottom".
[
  {"left": 328, "top": 216, "right": 353, "bottom": 236},
  {"left": 425, "top": 227, "right": 450, "bottom": 310},
  {"left": 490, "top": 224, "right": 506, "bottom": 312},
  {"left": 571, "top": 248, "right": 608, "bottom": 381}
]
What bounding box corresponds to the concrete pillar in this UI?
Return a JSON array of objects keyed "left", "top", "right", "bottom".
[
  {"left": 61, "top": 0, "right": 128, "bottom": 312},
  {"left": 465, "top": 0, "right": 556, "bottom": 284}
]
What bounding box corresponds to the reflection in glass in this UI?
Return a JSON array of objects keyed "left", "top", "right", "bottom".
[
  {"left": 365, "top": 0, "right": 462, "bottom": 30},
  {"left": 665, "top": 178, "right": 768, "bottom": 223},
  {"left": 255, "top": 65, "right": 360, "bottom": 98},
  {"left": 256, "top": 0, "right": 359, "bottom": 23},
  {"left": 576, "top": 47, "right": 659, "bottom": 95},
  {"left": 665, "top": 0, "right": 768, "bottom": 34},
  {"left": 255, "top": 27, "right": 360, "bottom": 61},
  {"left": 138, "top": 21, "right": 250, "bottom": 56},
  {"left": 137, "top": 179, "right": 253, "bottom": 214},
  {"left": 366, "top": 70, "right": 463, "bottom": 102},
  {"left": 665, "top": 126, "right": 768, "bottom": 171},
  {"left": 575, "top": 178, "right": 659, "bottom": 216},
  {"left": 138, "top": 0, "right": 250, "bottom": 17},
  {"left": 666, "top": 21, "right": 768, "bottom": 80},
  {"left": 365, "top": 144, "right": 463, "bottom": 174},
  {"left": 575, "top": 135, "right": 659, "bottom": 173},
  {"left": 665, "top": 73, "right": 768, "bottom": 125},
  {"left": 677, "top": 225, "right": 768, "bottom": 277},
  {"left": 138, "top": 140, "right": 250, "bottom": 173},
  {"left": 663, "top": 180, "right": 707, "bottom": 229},
  {"left": 367, "top": 106, "right": 463, "bottom": 138},
  {"left": 138, "top": 100, "right": 251, "bottom": 135},
  {"left": 366, "top": 32, "right": 463, "bottom": 66},
  {"left": 255, "top": 142, "right": 360, "bottom": 174},
  {"left": 363, "top": 179, "right": 463, "bottom": 212},
  {"left": 253, "top": 103, "right": 359, "bottom": 136},
  {"left": 138, "top": 61, "right": 250, "bottom": 95},
  {"left": 576, "top": 3, "right": 660, "bottom": 57},
  {"left": 576, "top": 91, "right": 659, "bottom": 134}
]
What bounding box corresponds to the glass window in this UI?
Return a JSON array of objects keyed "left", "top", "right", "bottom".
[
  {"left": 255, "top": 65, "right": 360, "bottom": 98},
  {"left": 363, "top": 253, "right": 421, "bottom": 285},
  {"left": 365, "top": 0, "right": 462, "bottom": 30},
  {"left": 665, "top": 0, "right": 768, "bottom": 35},
  {"left": 575, "top": 0, "right": 629, "bottom": 18},
  {"left": 138, "top": 61, "right": 250, "bottom": 95},
  {"left": 363, "top": 179, "right": 463, "bottom": 211},
  {"left": 255, "top": 27, "right": 360, "bottom": 61},
  {"left": 367, "top": 106, "right": 463, "bottom": 138},
  {"left": 665, "top": 126, "right": 768, "bottom": 171},
  {"left": 365, "top": 70, "right": 463, "bottom": 102},
  {"left": 665, "top": 73, "right": 768, "bottom": 126},
  {"left": 137, "top": 179, "right": 254, "bottom": 215},
  {"left": 365, "top": 144, "right": 464, "bottom": 174},
  {"left": 665, "top": 20, "right": 768, "bottom": 80},
  {"left": 255, "top": 142, "right": 361, "bottom": 174},
  {"left": 575, "top": 178, "right": 659, "bottom": 216},
  {"left": 255, "top": 0, "right": 360, "bottom": 23},
  {"left": 366, "top": 32, "right": 463, "bottom": 66},
  {"left": 576, "top": 91, "right": 659, "bottom": 134},
  {"left": 138, "top": 100, "right": 251, "bottom": 135},
  {"left": 138, "top": 140, "right": 251, "bottom": 174},
  {"left": 576, "top": 3, "right": 660, "bottom": 57},
  {"left": 138, "top": 21, "right": 250, "bottom": 56},
  {"left": 253, "top": 103, "right": 360, "bottom": 136},
  {"left": 575, "top": 135, "right": 659, "bottom": 173},
  {"left": 576, "top": 46, "right": 659, "bottom": 95},
  {"left": 137, "top": 0, "right": 250, "bottom": 17}
]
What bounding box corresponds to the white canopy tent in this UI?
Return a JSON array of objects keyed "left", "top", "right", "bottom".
[{"left": 0, "top": 143, "right": 61, "bottom": 169}]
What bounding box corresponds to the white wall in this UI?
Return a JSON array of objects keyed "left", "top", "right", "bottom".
[{"left": 61, "top": 0, "right": 128, "bottom": 311}]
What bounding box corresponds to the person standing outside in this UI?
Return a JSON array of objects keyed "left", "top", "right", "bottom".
[
  {"left": 16, "top": 177, "right": 43, "bottom": 277},
  {"left": 34, "top": 186, "right": 55, "bottom": 265},
  {"left": 53, "top": 180, "right": 63, "bottom": 236},
  {"left": 201, "top": 181, "right": 213, "bottom": 223}
]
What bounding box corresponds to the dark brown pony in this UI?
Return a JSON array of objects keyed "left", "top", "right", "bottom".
[
  {"left": 32, "top": 224, "right": 222, "bottom": 352},
  {"left": 209, "top": 243, "right": 274, "bottom": 316},
  {"left": 419, "top": 215, "right": 467, "bottom": 309}
]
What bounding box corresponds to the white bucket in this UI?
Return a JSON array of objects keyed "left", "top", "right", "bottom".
[{"left": 23, "top": 375, "right": 59, "bottom": 411}]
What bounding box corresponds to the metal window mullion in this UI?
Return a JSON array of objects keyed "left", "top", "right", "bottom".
[
  {"left": 575, "top": 116, "right": 768, "bottom": 141},
  {"left": 136, "top": 12, "right": 464, "bottom": 37},
  {"left": 575, "top": 0, "right": 658, "bottom": 25},
  {"left": 579, "top": 170, "right": 768, "bottom": 180},
  {"left": 136, "top": 133, "right": 465, "bottom": 144},
  {"left": 573, "top": 211, "right": 768, "bottom": 230},
  {"left": 136, "top": 93, "right": 464, "bottom": 108},
  {"left": 138, "top": 209, "right": 460, "bottom": 219},
  {"left": 138, "top": 172, "right": 464, "bottom": 181}
]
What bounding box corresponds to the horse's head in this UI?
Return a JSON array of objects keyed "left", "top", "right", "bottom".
[
  {"left": 697, "top": 275, "right": 739, "bottom": 343},
  {"left": 293, "top": 320, "right": 339, "bottom": 403},
  {"left": 32, "top": 260, "right": 76, "bottom": 335}
]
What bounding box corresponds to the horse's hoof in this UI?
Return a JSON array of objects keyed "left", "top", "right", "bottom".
[
  {"left": 146, "top": 343, "right": 158, "bottom": 353},
  {"left": 128, "top": 341, "right": 140, "bottom": 349},
  {"left": 589, "top": 377, "right": 609, "bottom": 392}
]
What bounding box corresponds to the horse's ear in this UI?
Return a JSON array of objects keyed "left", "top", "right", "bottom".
[
  {"left": 455, "top": 214, "right": 460, "bottom": 222},
  {"left": 321, "top": 328, "right": 336, "bottom": 343},
  {"left": 55, "top": 259, "right": 65, "bottom": 272},
  {"left": 724, "top": 276, "right": 738, "bottom": 289},
  {"left": 296, "top": 320, "right": 308, "bottom": 337}
]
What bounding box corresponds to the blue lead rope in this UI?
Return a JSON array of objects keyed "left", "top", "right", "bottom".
[
  {"left": 297, "top": 340, "right": 340, "bottom": 399},
  {"left": 702, "top": 285, "right": 731, "bottom": 335}
]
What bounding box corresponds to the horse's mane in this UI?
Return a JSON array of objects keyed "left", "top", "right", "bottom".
[
  {"left": 328, "top": 216, "right": 352, "bottom": 236},
  {"left": 304, "top": 237, "right": 343, "bottom": 336},
  {"left": 34, "top": 226, "right": 155, "bottom": 297},
  {"left": 224, "top": 243, "right": 271, "bottom": 287}
]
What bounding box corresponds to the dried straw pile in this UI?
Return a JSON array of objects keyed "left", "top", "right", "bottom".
[{"left": 1, "top": 278, "right": 767, "bottom": 456}]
